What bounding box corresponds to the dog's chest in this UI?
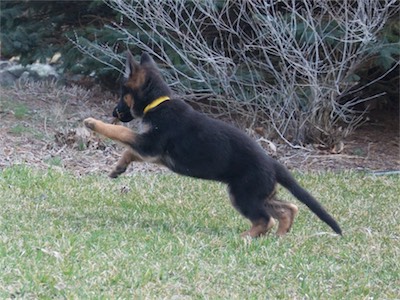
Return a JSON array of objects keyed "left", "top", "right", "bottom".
[{"left": 138, "top": 121, "right": 152, "bottom": 134}]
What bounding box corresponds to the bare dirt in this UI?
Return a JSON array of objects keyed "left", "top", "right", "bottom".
[{"left": 0, "top": 82, "right": 399, "bottom": 177}]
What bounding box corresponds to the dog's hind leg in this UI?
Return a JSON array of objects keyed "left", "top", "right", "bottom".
[
  {"left": 241, "top": 218, "right": 276, "bottom": 238},
  {"left": 264, "top": 192, "right": 298, "bottom": 236},
  {"left": 228, "top": 187, "right": 275, "bottom": 238}
]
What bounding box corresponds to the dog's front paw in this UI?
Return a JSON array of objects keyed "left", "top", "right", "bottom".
[
  {"left": 83, "top": 118, "right": 98, "bottom": 131},
  {"left": 108, "top": 171, "right": 120, "bottom": 179},
  {"left": 109, "top": 166, "right": 127, "bottom": 179}
]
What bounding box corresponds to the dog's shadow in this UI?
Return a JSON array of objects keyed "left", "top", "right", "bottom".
[{"left": 133, "top": 217, "right": 238, "bottom": 238}]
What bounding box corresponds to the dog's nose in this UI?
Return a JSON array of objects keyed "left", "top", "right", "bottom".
[{"left": 112, "top": 106, "right": 133, "bottom": 122}]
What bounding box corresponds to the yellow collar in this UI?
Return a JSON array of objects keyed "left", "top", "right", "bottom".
[{"left": 143, "top": 96, "right": 170, "bottom": 114}]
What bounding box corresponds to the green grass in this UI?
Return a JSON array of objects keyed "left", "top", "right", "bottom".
[
  {"left": 0, "top": 97, "right": 29, "bottom": 120},
  {"left": 44, "top": 156, "right": 63, "bottom": 167},
  {"left": 0, "top": 96, "right": 45, "bottom": 139},
  {"left": 0, "top": 166, "right": 399, "bottom": 299},
  {"left": 13, "top": 103, "right": 29, "bottom": 120}
]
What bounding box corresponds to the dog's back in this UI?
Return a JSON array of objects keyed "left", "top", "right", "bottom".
[{"left": 144, "top": 98, "right": 273, "bottom": 181}]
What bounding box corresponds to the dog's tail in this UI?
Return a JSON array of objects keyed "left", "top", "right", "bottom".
[{"left": 274, "top": 161, "right": 342, "bottom": 235}]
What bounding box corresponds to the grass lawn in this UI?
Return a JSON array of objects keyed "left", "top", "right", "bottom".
[{"left": 0, "top": 166, "right": 399, "bottom": 299}]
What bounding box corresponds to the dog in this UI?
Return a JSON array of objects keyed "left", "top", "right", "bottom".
[{"left": 83, "top": 51, "right": 342, "bottom": 238}]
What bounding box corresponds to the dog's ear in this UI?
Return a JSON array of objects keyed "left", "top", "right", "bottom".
[
  {"left": 140, "top": 52, "right": 156, "bottom": 66},
  {"left": 124, "top": 50, "right": 139, "bottom": 79}
]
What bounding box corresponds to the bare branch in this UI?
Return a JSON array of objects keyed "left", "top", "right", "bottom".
[{"left": 75, "top": 0, "right": 397, "bottom": 147}]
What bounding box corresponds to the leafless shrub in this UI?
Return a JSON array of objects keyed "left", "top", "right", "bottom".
[{"left": 75, "top": 0, "right": 398, "bottom": 147}]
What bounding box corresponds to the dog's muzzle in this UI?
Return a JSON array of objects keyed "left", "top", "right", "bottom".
[{"left": 113, "top": 105, "right": 134, "bottom": 123}]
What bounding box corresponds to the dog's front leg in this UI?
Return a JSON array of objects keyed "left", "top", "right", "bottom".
[
  {"left": 84, "top": 118, "right": 145, "bottom": 178},
  {"left": 109, "top": 149, "right": 142, "bottom": 178},
  {"left": 84, "top": 117, "right": 136, "bottom": 145}
]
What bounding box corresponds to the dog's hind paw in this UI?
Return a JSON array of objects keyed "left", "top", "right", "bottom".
[{"left": 83, "top": 118, "right": 97, "bottom": 130}]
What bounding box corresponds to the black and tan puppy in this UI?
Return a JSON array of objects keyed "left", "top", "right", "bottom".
[{"left": 84, "top": 51, "right": 342, "bottom": 238}]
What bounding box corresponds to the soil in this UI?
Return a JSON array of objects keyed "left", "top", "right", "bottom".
[{"left": 0, "top": 83, "right": 399, "bottom": 176}]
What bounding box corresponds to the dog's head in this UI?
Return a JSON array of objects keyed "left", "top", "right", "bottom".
[{"left": 113, "top": 51, "right": 171, "bottom": 122}]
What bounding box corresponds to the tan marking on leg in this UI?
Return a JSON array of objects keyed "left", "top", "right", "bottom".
[
  {"left": 264, "top": 192, "right": 299, "bottom": 237},
  {"left": 241, "top": 218, "right": 276, "bottom": 238},
  {"left": 84, "top": 118, "right": 136, "bottom": 144},
  {"left": 109, "top": 149, "right": 142, "bottom": 178},
  {"left": 275, "top": 203, "right": 298, "bottom": 236}
]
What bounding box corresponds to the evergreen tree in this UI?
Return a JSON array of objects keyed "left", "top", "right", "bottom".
[{"left": 0, "top": 0, "right": 122, "bottom": 86}]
